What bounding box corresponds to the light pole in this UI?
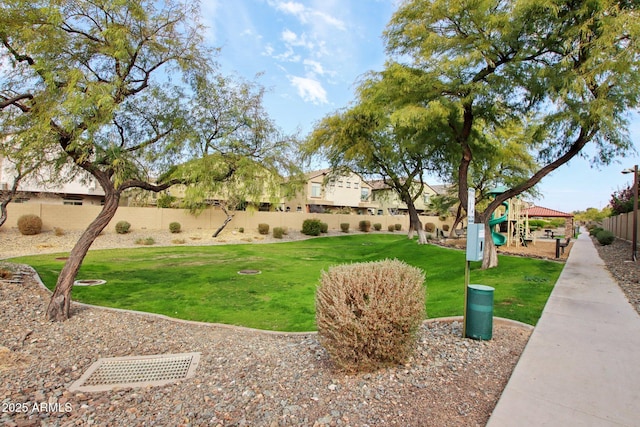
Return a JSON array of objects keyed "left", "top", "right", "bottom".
[{"left": 622, "top": 165, "right": 638, "bottom": 262}]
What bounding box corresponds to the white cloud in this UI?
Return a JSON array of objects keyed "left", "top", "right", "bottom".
[
  {"left": 303, "top": 59, "right": 325, "bottom": 76},
  {"left": 289, "top": 76, "right": 328, "bottom": 104},
  {"left": 274, "top": 1, "right": 306, "bottom": 18},
  {"left": 280, "top": 29, "right": 313, "bottom": 49},
  {"left": 263, "top": 44, "right": 275, "bottom": 57},
  {"left": 269, "top": 1, "right": 346, "bottom": 30}
]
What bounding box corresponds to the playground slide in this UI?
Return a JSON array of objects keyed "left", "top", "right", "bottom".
[{"left": 489, "top": 201, "right": 509, "bottom": 246}]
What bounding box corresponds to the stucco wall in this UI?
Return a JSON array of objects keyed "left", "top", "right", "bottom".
[{"left": 3, "top": 204, "right": 453, "bottom": 234}]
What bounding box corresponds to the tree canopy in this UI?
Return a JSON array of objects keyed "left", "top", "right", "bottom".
[
  {"left": 305, "top": 67, "right": 454, "bottom": 243},
  {"left": 382, "top": 0, "right": 640, "bottom": 267},
  {"left": 1, "top": 0, "right": 302, "bottom": 320}
]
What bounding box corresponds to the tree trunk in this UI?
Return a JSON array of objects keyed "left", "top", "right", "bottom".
[
  {"left": 212, "top": 205, "right": 234, "bottom": 238},
  {"left": 46, "top": 192, "right": 120, "bottom": 321},
  {"left": 481, "top": 221, "right": 499, "bottom": 269},
  {"left": 449, "top": 204, "right": 464, "bottom": 238},
  {"left": 0, "top": 173, "right": 23, "bottom": 228},
  {"left": 0, "top": 198, "right": 10, "bottom": 228},
  {"left": 406, "top": 198, "right": 427, "bottom": 244}
]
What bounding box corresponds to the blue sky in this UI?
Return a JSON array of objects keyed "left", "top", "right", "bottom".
[{"left": 202, "top": 0, "right": 640, "bottom": 214}]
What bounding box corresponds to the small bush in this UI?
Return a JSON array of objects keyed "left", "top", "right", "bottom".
[
  {"left": 169, "top": 222, "right": 181, "bottom": 234},
  {"left": 340, "top": 223, "right": 350, "bottom": 233},
  {"left": 442, "top": 224, "right": 450, "bottom": 232},
  {"left": 358, "top": 220, "right": 371, "bottom": 232},
  {"left": 302, "top": 219, "right": 323, "bottom": 236},
  {"left": 596, "top": 230, "right": 615, "bottom": 246},
  {"left": 394, "top": 223, "right": 402, "bottom": 231},
  {"left": 172, "top": 238, "right": 186, "bottom": 244},
  {"left": 115, "top": 221, "right": 131, "bottom": 234},
  {"left": 424, "top": 222, "right": 435, "bottom": 232},
  {"left": 135, "top": 237, "right": 155, "bottom": 245},
  {"left": 373, "top": 223, "right": 382, "bottom": 231},
  {"left": 17, "top": 214, "right": 43, "bottom": 235},
  {"left": 316, "top": 259, "right": 426, "bottom": 372},
  {"left": 320, "top": 222, "right": 329, "bottom": 233},
  {"left": 388, "top": 224, "right": 395, "bottom": 232},
  {"left": 238, "top": 227, "right": 244, "bottom": 233},
  {"left": 53, "top": 227, "right": 65, "bottom": 236},
  {"left": 156, "top": 193, "right": 176, "bottom": 208},
  {"left": 258, "top": 223, "right": 270, "bottom": 235},
  {"left": 550, "top": 218, "right": 566, "bottom": 228},
  {"left": 273, "top": 227, "right": 285, "bottom": 239},
  {"left": 589, "top": 227, "right": 604, "bottom": 237},
  {"left": 529, "top": 219, "right": 548, "bottom": 229}
]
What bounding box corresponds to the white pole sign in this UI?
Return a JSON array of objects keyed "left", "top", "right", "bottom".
[{"left": 467, "top": 188, "right": 475, "bottom": 224}]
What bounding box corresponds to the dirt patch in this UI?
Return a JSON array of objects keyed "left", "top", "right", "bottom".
[{"left": 440, "top": 237, "right": 573, "bottom": 261}]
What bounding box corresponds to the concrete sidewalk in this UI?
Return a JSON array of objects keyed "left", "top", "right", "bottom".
[{"left": 487, "top": 231, "right": 640, "bottom": 426}]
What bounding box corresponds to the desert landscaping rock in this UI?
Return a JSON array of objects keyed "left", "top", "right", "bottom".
[{"left": 0, "top": 272, "right": 530, "bottom": 426}]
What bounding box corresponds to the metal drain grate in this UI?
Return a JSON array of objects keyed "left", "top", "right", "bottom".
[{"left": 69, "top": 352, "right": 200, "bottom": 392}]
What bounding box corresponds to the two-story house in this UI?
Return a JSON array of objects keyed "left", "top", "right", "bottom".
[
  {"left": 369, "top": 179, "right": 440, "bottom": 216},
  {"left": 0, "top": 155, "right": 105, "bottom": 206},
  {"left": 283, "top": 169, "right": 379, "bottom": 214}
]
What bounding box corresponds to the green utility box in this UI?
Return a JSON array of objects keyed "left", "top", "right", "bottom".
[{"left": 465, "top": 284, "right": 494, "bottom": 340}]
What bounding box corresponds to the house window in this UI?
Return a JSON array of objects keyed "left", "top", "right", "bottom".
[
  {"left": 338, "top": 180, "right": 343, "bottom": 187},
  {"left": 354, "top": 182, "right": 359, "bottom": 189},
  {"left": 311, "top": 182, "right": 322, "bottom": 198},
  {"left": 346, "top": 181, "right": 351, "bottom": 188},
  {"left": 14, "top": 197, "right": 30, "bottom": 204},
  {"left": 423, "top": 194, "right": 431, "bottom": 204},
  {"left": 361, "top": 188, "right": 370, "bottom": 201},
  {"left": 63, "top": 196, "right": 83, "bottom": 206}
]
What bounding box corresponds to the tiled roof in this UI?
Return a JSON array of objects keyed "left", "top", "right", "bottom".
[{"left": 523, "top": 206, "right": 573, "bottom": 218}]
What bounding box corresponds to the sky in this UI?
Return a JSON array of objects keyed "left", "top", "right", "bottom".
[{"left": 202, "top": 0, "right": 640, "bottom": 214}]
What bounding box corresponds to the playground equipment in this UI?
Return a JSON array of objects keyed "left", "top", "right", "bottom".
[
  {"left": 488, "top": 187, "right": 508, "bottom": 246},
  {"left": 506, "top": 197, "right": 533, "bottom": 248}
]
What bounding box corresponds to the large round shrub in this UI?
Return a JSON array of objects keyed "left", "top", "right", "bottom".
[
  {"left": 273, "top": 227, "right": 285, "bottom": 239},
  {"left": 302, "top": 218, "right": 323, "bottom": 236},
  {"left": 258, "top": 223, "right": 270, "bottom": 235},
  {"left": 316, "top": 259, "right": 426, "bottom": 372},
  {"left": 169, "top": 222, "right": 181, "bottom": 233},
  {"left": 115, "top": 221, "right": 131, "bottom": 234},
  {"left": 358, "top": 220, "right": 371, "bottom": 232},
  {"left": 596, "top": 230, "right": 615, "bottom": 246},
  {"left": 17, "top": 214, "right": 43, "bottom": 235}
]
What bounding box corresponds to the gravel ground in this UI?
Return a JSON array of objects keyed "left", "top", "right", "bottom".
[
  {"left": 3, "top": 228, "right": 636, "bottom": 426},
  {"left": 0, "top": 271, "right": 530, "bottom": 427},
  {"left": 592, "top": 237, "right": 640, "bottom": 316}
]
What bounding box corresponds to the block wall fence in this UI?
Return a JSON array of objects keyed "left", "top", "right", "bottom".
[
  {"left": 602, "top": 212, "right": 639, "bottom": 242},
  {"left": 3, "top": 204, "right": 454, "bottom": 235}
]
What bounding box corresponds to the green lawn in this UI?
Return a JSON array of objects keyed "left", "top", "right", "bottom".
[{"left": 10, "top": 234, "right": 563, "bottom": 331}]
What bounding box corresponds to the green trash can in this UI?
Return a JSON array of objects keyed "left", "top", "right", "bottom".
[{"left": 465, "top": 284, "right": 494, "bottom": 340}]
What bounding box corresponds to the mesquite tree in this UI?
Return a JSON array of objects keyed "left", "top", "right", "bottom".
[
  {"left": 383, "top": 0, "right": 640, "bottom": 268},
  {"left": 305, "top": 68, "right": 454, "bottom": 244},
  {"left": 1, "top": 0, "right": 301, "bottom": 321}
]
